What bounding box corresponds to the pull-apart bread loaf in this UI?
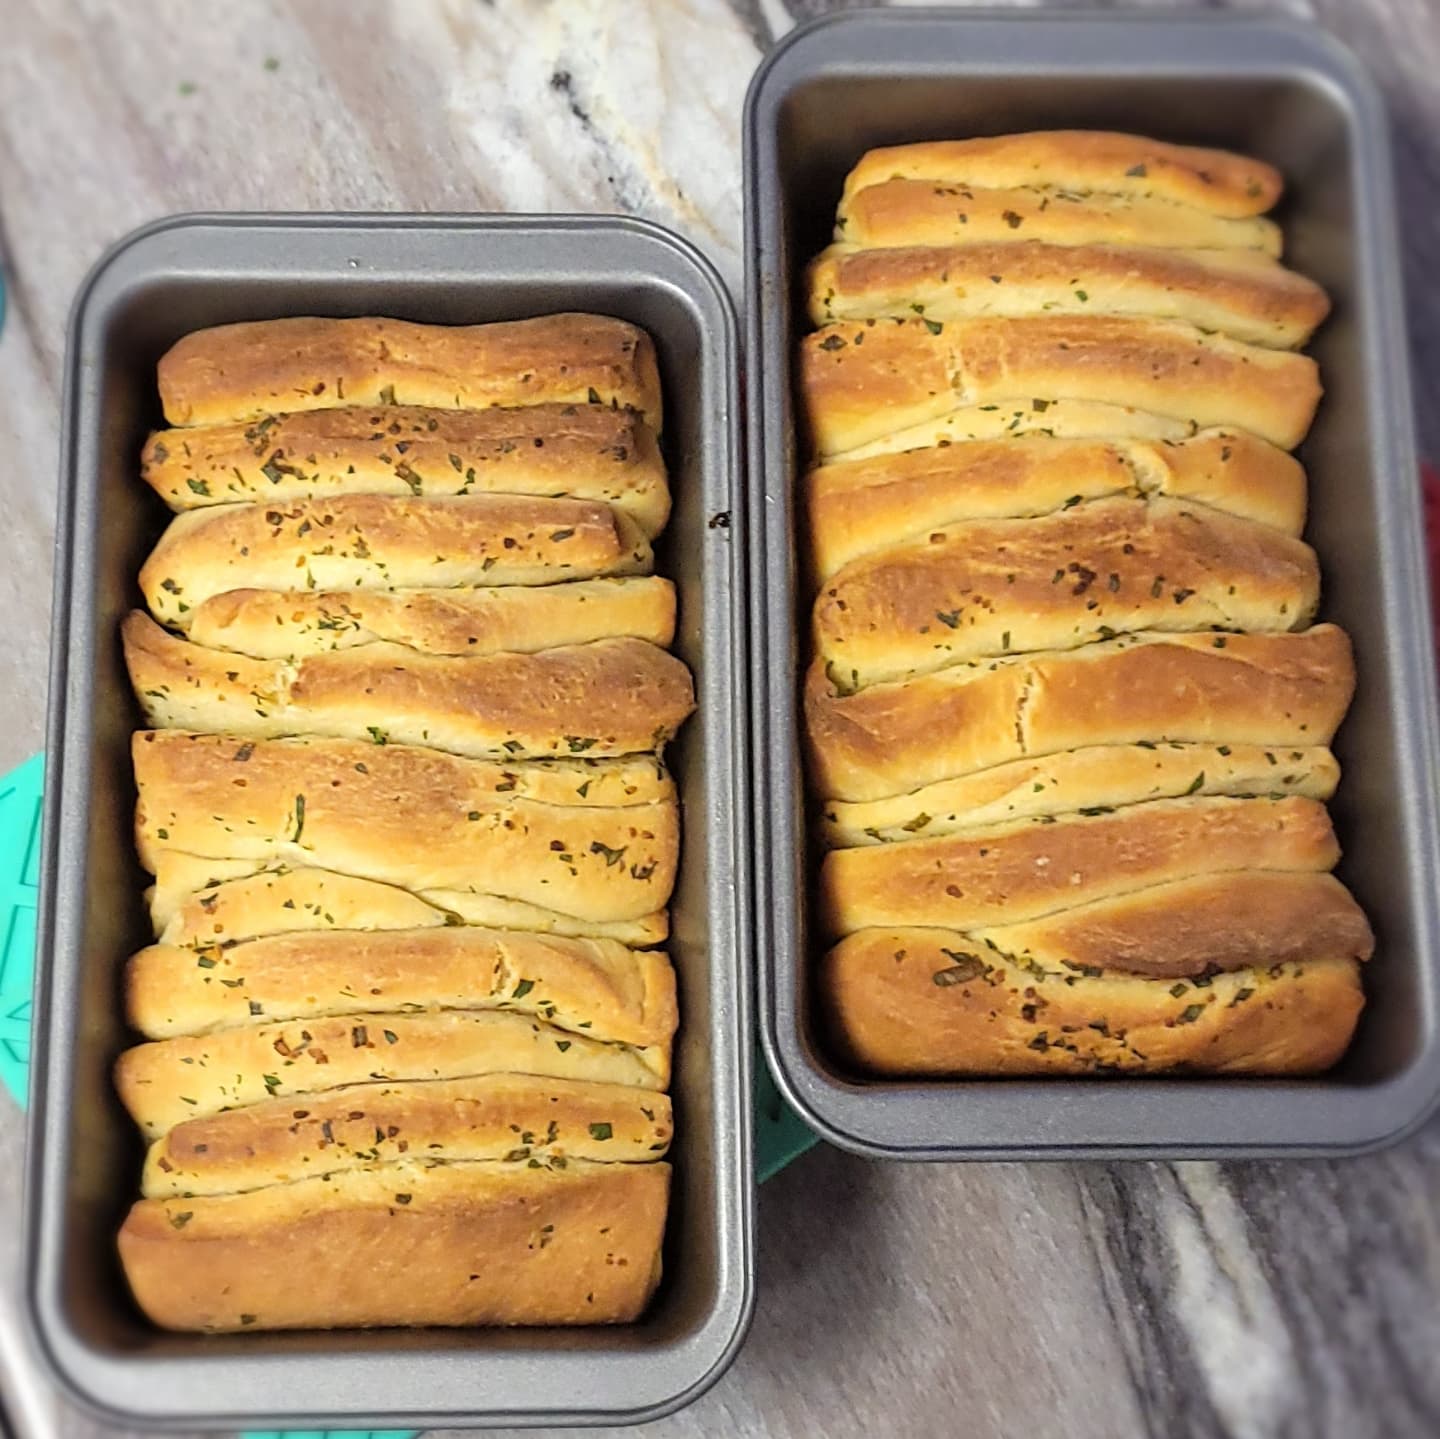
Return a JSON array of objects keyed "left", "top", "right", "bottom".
[
  {"left": 801, "top": 132, "right": 1370, "bottom": 1077},
  {"left": 118, "top": 312, "right": 687, "bottom": 1331}
]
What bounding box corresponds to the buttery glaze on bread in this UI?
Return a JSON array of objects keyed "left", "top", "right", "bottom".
[
  {"left": 821, "top": 742, "right": 1339, "bottom": 848},
  {"left": 142, "top": 1075, "right": 673, "bottom": 1198},
  {"left": 126, "top": 926, "right": 677, "bottom": 1045},
  {"left": 842, "top": 398, "right": 1201, "bottom": 461},
  {"left": 808, "top": 625, "right": 1355, "bottom": 803},
  {"left": 838, "top": 133, "right": 1283, "bottom": 219},
  {"left": 157, "top": 314, "right": 663, "bottom": 429},
  {"left": 154, "top": 864, "right": 456, "bottom": 947},
  {"left": 119, "top": 1158, "right": 669, "bottom": 1330},
  {"left": 149, "top": 858, "right": 669, "bottom": 949},
  {"left": 819, "top": 794, "right": 1338, "bottom": 936},
  {"left": 809, "top": 242, "right": 1328, "bottom": 348},
  {"left": 141, "top": 402, "right": 670, "bottom": 535},
  {"left": 837, "top": 179, "right": 1283, "bottom": 254},
  {"left": 116, "top": 1008, "right": 668, "bottom": 1139},
  {"left": 186, "top": 577, "right": 676, "bottom": 659},
  {"left": 974, "top": 870, "right": 1373, "bottom": 980},
  {"left": 800, "top": 315, "right": 1321, "bottom": 456},
  {"left": 806, "top": 431, "right": 1306, "bottom": 579},
  {"left": 124, "top": 612, "right": 694, "bottom": 762},
  {"left": 133, "top": 731, "right": 678, "bottom": 925},
  {"left": 823, "top": 930, "right": 1362, "bottom": 1077},
  {"left": 814, "top": 496, "right": 1319, "bottom": 686},
  {"left": 141, "top": 495, "right": 652, "bottom": 625}
]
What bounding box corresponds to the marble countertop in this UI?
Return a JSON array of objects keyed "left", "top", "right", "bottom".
[{"left": 1, "top": 1, "right": 1439, "bottom": 1436}]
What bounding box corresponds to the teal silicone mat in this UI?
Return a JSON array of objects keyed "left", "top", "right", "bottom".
[{"left": 0, "top": 752, "right": 814, "bottom": 1439}]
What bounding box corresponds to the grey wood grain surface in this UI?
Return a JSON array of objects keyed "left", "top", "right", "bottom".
[{"left": 0, "top": 2, "right": 1437, "bottom": 1437}]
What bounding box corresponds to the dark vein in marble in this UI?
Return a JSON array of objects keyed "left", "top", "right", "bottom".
[
  {"left": 1222, "top": 1157, "right": 1440, "bottom": 1439},
  {"left": 545, "top": 64, "right": 651, "bottom": 218},
  {"left": 724, "top": 0, "right": 776, "bottom": 52},
  {"left": 1076, "top": 1165, "right": 1231, "bottom": 1439}
]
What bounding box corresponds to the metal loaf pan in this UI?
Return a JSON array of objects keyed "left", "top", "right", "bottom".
[
  {"left": 744, "top": 10, "right": 1440, "bottom": 1159},
  {"left": 28, "top": 214, "right": 753, "bottom": 1427}
]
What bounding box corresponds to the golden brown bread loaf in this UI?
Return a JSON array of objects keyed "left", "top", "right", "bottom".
[
  {"left": 800, "top": 315, "right": 1321, "bottom": 456},
  {"left": 813, "top": 496, "right": 1319, "bottom": 687},
  {"left": 809, "top": 242, "right": 1328, "bottom": 348},
  {"left": 123, "top": 612, "right": 694, "bottom": 762},
  {"left": 119, "top": 1158, "right": 669, "bottom": 1330},
  {"left": 126, "top": 926, "right": 677, "bottom": 1045},
  {"left": 133, "top": 731, "right": 679, "bottom": 926},
  {"left": 141, "top": 1075, "right": 673, "bottom": 1198},
  {"left": 141, "top": 495, "right": 651, "bottom": 626},
  {"left": 123, "top": 310, "right": 684, "bottom": 1333},
  {"left": 806, "top": 430, "right": 1306, "bottom": 579},
  {"left": 837, "top": 178, "right": 1283, "bottom": 254},
  {"left": 820, "top": 741, "right": 1339, "bottom": 848},
  {"left": 819, "top": 794, "right": 1339, "bottom": 936},
  {"left": 822, "top": 929, "right": 1363, "bottom": 1077},
  {"left": 186, "top": 577, "right": 676, "bottom": 659},
  {"left": 807, "top": 625, "right": 1355, "bottom": 802},
  {"left": 805, "top": 133, "right": 1363, "bottom": 1081},
  {"left": 157, "top": 314, "right": 663, "bottom": 429},
  {"left": 147, "top": 858, "right": 669, "bottom": 950},
  {"left": 838, "top": 133, "right": 1283, "bottom": 219},
  {"left": 973, "top": 870, "right": 1373, "bottom": 979},
  {"left": 140, "top": 402, "right": 670, "bottom": 535},
  {"left": 116, "top": 1008, "right": 668, "bottom": 1139}
]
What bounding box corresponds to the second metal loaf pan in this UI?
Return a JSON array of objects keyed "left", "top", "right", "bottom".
[{"left": 744, "top": 10, "right": 1440, "bottom": 1160}]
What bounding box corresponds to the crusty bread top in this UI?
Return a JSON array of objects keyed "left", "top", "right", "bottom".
[
  {"left": 806, "top": 429, "right": 1306, "bottom": 578},
  {"left": 839, "top": 133, "right": 1283, "bottom": 219},
  {"left": 818, "top": 794, "right": 1339, "bottom": 935},
  {"left": 974, "top": 870, "right": 1374, "bottom": 980},
  {"left": 799, "top": 315, "right": 1321, "bottom": 456},
  {"left": 820, "top": 741, "right": 1339, "bottom": 849},
  {"left": 157, "top": 314, "right": 662, "bottom": 429},
  {"left": 133, "top": 731, "right": 679, "bottom": 924},
  {"left": 124, "top": 612, "right": 694, "bottom": 763},
  {"left": 140, "top": 402, "right": 670, "bottom": 535},
  {"left": 822, "top": 928, "right": 1362, "bottom": 1077},
  {"left": 126, "top": 925, "right": 677, "bottom": 1048},
  {"left": 185, "top": 577, "right": 676, "bottom": 660},
  {"left": 115, "top": 1008, "right": 668, "bottom": 1139},
  {"left": 837, "top": 179, "right": 1284, "bottom": 254},
  {"left": 806, "top": 625, "right": 1355, "bottom": 802},
  {"left": 140, "top": 494, "right": 652, "bottom": 626},
  {"left": 134, "top": 728, "right": 670, "bottom": 817},
  {"left": 808, "top": 242, "right": 1328, "bottom": 349},
  {"left": 142, "top": 1074, "right": 674, "bottom": 1198},
  {"left": 119, "top": 1158, "right": 670, "bottom": 1331},
  {"left": 813, "top": 495, "right": 1318, "bottom": 687}
]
